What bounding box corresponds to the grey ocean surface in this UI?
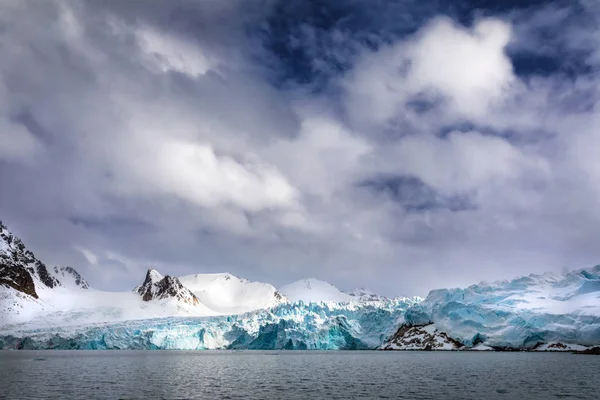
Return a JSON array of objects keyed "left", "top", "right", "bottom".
[{"left": 0, "top": 351, "right": 598, "bottom": 399}]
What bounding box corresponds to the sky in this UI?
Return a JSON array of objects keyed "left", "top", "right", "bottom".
[{"left": 1, "top": 0, "right": 600, "bottom": 296}]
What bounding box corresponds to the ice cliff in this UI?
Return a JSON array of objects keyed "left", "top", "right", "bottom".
[
  {"left": 0, "top": 299, "right": 418, "bottom": 350},
  {"left": 384, "top": 266, "right": 600, "bottom": 350}
]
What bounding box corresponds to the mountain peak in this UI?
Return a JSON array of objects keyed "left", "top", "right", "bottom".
[
  {"left": 135, "top": 268, "right": 200, "bottom": 306},
  {"left": 1, "top": 220, "right": 88, "bottom": 298}
]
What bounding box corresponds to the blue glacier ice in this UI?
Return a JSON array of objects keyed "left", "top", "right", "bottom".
[
  {"left": 0, "top": 299, "right": 417, "bottom": 350},
  {"left": 405, "top": 265, "right": 600, "bottom": 349}
]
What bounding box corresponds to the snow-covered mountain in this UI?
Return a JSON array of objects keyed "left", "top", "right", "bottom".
[
  {"left": 51, "top": 266, "right": 89, "bottom": 290},
  {"left": 0, "top": 221, "right": 61, "bottom": 299},
  {"left": 279, "top": 278, "right": 353, "bottom": 303},
  {"left": 178, "top": 273, "right": 286, "bottom": 314}
]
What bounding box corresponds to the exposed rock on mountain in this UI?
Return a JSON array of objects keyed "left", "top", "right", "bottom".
[
  {"left": 0, "top": 263, "right": 38, "bottom": 298},
  {"left": 52, "top": 266, "right": 89, "bottom": 290},
  {"left": 135, "top": 269, "right": 201, "bottom": 306},
  {"left": 382, "top": 324, "right": 464, "bottom": 350},
  {"left": 0, "top": 221, "right": 63, "bottom": 298}
]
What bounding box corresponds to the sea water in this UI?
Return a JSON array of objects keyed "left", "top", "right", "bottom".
[{"left": 0, "top": 351, "right": 598, "bottom": 399}]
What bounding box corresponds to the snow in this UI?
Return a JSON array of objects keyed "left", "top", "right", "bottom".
[
  {"left": 1, "top": 285, "right": 217, "bottom": 329},
  {"left": 279, "top": 278, "right": 353, "bottom": 303},
  {"left": 50, "top": 266, "right": 89, "bottom": 290},
  {"left": 178, "top": 273, "right": 285, "bottom": 314}
]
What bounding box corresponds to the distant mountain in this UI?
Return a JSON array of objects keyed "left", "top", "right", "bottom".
[
  {"left": 178, "top": 272, "right": 286, "bottom": 314},
  {"left": 279, "top": 278, "right": 353, "bottom": 303},
  {"left": 346, "top": 288, "right": 390, "bottom": 302}
]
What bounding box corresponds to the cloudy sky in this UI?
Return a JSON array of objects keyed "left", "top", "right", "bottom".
[{"left": 1, "top": 0, "right": 600, "bottom": 296}]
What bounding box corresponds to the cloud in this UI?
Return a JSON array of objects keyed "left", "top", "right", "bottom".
[
  {"left": 343, "top": 17, "right": 514, "bottom": 131},
  {"left": 1, "top": 0, "right": 600, "bottom": 296},
  {"left": 0, "top": 117, "right": 42, "bottom": 163}
]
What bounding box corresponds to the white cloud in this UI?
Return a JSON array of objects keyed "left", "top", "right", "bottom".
[
  {"left": 409, "top": 18, "right": 513, "bottom": 118},
  {"left": 343, "top": 17, "right": 514, "bottom": 129},
  {"left": 376, "top": 131, "right": 550, "bottom": 194},
  {"left": 110, "top": 138, "right": 299, "bottom": 212},
  {"left": 135, "top": 26, "right": 216, "bottom": 77}
]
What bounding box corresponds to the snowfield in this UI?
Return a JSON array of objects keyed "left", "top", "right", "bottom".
[{"left": 178, "top": 272, "right": 285, "bottom": 315}]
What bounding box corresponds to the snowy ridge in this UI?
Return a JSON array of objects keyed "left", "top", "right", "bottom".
[
  {"left": 179, "top": 273, "right": 286, "bottom": 314},
  {"left": 51, "top": 266, "right": 89, "bottom": 290},
  {"left": 279, "top": 278, "right": 353, "bottom": 303}
]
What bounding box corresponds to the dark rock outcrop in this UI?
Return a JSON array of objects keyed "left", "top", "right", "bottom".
[
  {"left": 0, "top": 263, "right": 38, "bottom": 298},
  {"left": 0, "top": 220, "right": 88, "bottom": 298},
  {"left": 382, "top": 324, "right": 464, "bottom": 350},
  {"left": 135, "top": 268, "right": 201, "bottom": 306}
]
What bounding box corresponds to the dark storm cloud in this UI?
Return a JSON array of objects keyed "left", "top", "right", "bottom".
[
  {"left": 358, "top": 176, "right": 476, "bottom": 213},
  {"left": 2, "top": 0, "right": 600, "bottom": 296}
]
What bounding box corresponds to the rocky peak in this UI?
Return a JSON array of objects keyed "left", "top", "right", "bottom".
[
  {"left": 135, "top": 268, "right": 200, "bottom": 306},
  {"left": 0, "top": 220, "right": 89, "bottom": 298},
  {"left": 52, "top": 266, "right": 90, "bottom": 290},
  {"left": 1, "top": 221, "right": 58, "bottom": 297}
]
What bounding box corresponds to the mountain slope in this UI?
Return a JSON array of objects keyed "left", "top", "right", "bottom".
[
  {"left": 51, "top": 266, "right": 89, "bottom": 290},
  {"left": 0, "top": 221, "right": 61, "bottom": 298},
  {"left": 279, "top": 278, "right": 353, "bottom": 303},
  {"left": 178, "top": 273, "right": 286, "bottom": 314}
]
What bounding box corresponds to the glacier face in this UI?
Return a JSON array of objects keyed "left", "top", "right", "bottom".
[
  {"left": 0, "top": 299, "right": 419, "bottom": 350},
  {"left": 400, "top": 266, "right": 600, "bottom": 349}
]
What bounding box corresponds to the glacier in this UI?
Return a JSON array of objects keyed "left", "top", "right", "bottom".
[
  {"left": 397, "top": 265, "right": 600, "bottom": 350},
  {"left": 0, "top": 299, "right": 418, "bottom": 350}
]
